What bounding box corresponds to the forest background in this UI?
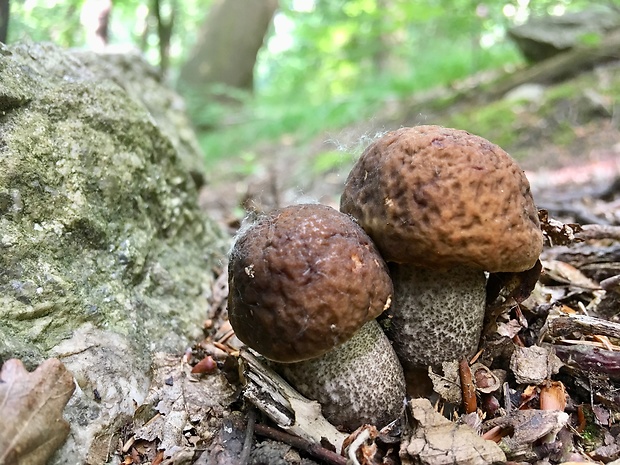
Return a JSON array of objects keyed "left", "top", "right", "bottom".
[{"left": 3, "top": 0, "right": 618, "bottom": 219}]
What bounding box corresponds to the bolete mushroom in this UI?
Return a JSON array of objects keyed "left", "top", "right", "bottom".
[
  {"left": 340, "top": 126, "right": 543, "bottom": 371},
  {"left": 228, "top": 203, "right": 406, "bottom": 430}
]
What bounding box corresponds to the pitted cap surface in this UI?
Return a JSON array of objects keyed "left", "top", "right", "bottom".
[
  {"left": 228, "top": 204, "right": 393, "bottom": 362},
  {"left": 340, "top": 126, "right": 543, "bottom": 272}
]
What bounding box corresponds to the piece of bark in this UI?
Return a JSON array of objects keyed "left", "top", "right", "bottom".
[
  {"left": 544, "top": 312, "right": 620, "bottom": 340},
  {"left": 237, "top": 350, "right": 348, "bottom": 453},
  {"left": 0, "top": 358, "right": 75, "bottom": 465},
  {"left": 509, "top": 345, "right": 563, "bottom": 385},
  {"left": 401, "top": 398, "right": 506, "bottom": 465},
  {"left": 553, "top": 344, "right": 620, "bottom": 380}
]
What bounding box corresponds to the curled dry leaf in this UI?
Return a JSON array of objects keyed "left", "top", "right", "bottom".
[
  {"left": 540, "top": 380, "right": 567, "bottom": 411},
  {"left": 471, "top": 364, "right": 501, "bottom": 394},
  {"left": 538, "top": 210, "right": 582, "bottom": 247},
  {"left": 402, "top": 398, "right": 506, "bottom": 465},
  {"left": 0, "top": 358, "right": 75, "bottom": 465}
]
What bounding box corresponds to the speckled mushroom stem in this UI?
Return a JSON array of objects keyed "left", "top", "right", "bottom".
[
  {"left": 276, "top": 319, "right": 405, "bottom": 432},
  {"left": 384, "top": 264, "right": 487, "bottom": 371}
]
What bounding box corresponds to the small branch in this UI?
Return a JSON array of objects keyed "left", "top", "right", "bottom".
[
  {"left": 239, "top": 408, "right": 256, "bottom": 465},
  {"left": 554, "top": 344, "right": 620, "bottom": 381},
  {"left": 577, "top": 224, "right": 620, "bottom": 241},
  {"left": 544, "top": 312, "right": 620, "bottom": 340},
  {"left": 254, "top": 423, "right": 347, "bottom": 465}
]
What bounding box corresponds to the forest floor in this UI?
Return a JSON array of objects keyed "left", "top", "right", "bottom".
[{"left": 169, "top": 62, "right": 620, "bottom": 465}]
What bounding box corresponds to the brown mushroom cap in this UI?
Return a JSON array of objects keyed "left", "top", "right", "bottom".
[
  {"left": 228, "top": 204, "right": 393, "bottom": 363},
  {"left": 340, "top": 126, "right": 543, "bottom": 272}
]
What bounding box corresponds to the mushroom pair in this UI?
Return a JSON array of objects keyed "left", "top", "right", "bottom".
[
  {"left": 340, "top": 125, "right": 543, "bottom": 374},
  {"left": 228, "top": 204, "right": 406, "bottom": 431},
  {"left": 228, "top": 125, "right": 543, "bottom": 429}
]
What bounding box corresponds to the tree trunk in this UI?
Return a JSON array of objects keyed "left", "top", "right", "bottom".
[
  {"left": 152, "top": 0, "right": 175, "bottom": 75},
  {"left": 178, "top": 0, "right": 278, "bottom": 95},
  {"left": 0, "top": 0, "right": 9, "bottom": 44}
]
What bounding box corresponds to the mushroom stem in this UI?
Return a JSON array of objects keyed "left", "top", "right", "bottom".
[
  {"left": 277, "top": 319, "right": 405, "bottom": 431},
  {"left": 384, "top": 264, "right": 487, "bottom": 371}
]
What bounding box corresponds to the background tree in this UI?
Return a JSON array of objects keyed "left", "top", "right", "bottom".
[
  {"left": 178, "top": 0, "right": 278, "bottom": 97},
  {"left": 0, "top": 0, "right": 8, "bottom": 44},
  {"left": 150, "top": 0, "right": 175, "bottom": 74}
]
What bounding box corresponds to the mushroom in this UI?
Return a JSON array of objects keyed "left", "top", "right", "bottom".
[
  {"left": 228, "top": 203, "right": 406, "bottom": 431},
  {"left": 340, "top": 126, "right": 543, "bottom": 372}
]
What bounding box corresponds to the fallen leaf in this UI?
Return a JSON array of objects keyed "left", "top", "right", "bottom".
[
  {"left": 542, "top": 260, "right": 600, "bottom": 290},
  {"left": 540, "top": 380, "right": 567, "bottom": 411},
  {"left": 403, "top": 398, "right": 506, "bottom": 465},
  {"left": 0, "top": 358, "right": 75, "bottom": 465},
  {"left": 484, "top": 409, "right": 569, "bottom": 460}
]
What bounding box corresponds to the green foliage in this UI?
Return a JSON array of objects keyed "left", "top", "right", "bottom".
[
  {"left": 9, "top": 0, "right": 84, "bottom": 45},
  {"left": 200, "top": 0, "right": 525, "bottom": 168},
  {"left": 8, "top": 0, "right": 609, "bottom": 174},
  {"left": 7, "top": 0, "right": 208, "bottom": 72}
]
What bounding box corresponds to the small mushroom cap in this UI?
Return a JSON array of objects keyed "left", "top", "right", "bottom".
[
  {"left": 340, "top": 126, "right": 543, "bottom": 272},
  {"left": 228, "top": 204, "right": 393, "bottom": 363}
]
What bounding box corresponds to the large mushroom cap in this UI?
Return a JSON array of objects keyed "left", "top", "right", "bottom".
[
  {"left": 228, "top": 204, "right": 393, "bottom": 363},
  {"left": 340, "top": 125, "right": 543, "bottom": 272}
]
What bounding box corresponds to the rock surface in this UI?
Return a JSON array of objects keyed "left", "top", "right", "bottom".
[
  {"left": 508, "top": 7, "right": 620, "bottom": 62},
  {"left": 0, "top": 42, "right": 227, "bottom": 463}
]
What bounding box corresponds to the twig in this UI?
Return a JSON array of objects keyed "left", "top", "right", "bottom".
[
  {"left": 239, "top": 408, "right": 256, "bottom": 465},
  {"left": 459, "top": 358, "right": 477, "bottom": 414},
  {"left": 554, "top": 344, "right": 620, "bottom": 381},
  {"left": 254, "top": 423, "right": 347, "bottom": 465},
  {"left": 577, "top": 224, "right": 620, "bottom": 241},
  {"left": 544, "top": 312, "right": 620, "bottom": 340}
]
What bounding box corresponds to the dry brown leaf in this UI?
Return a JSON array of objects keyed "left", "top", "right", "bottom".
[
  {"left": 542, "top": 260, "right": 601, "bottom": 290},
  {"left": 0, "top": 358, "right": 75, "bottom": 465},
  {"left": 484, "top": 409, "right": 569, "bottom": 460},
  {"left": 402, "top": 398, "right": 506, "bottom": 465},
  {"left": 540, "top": 380, "right": 567, "bottom": 411}
]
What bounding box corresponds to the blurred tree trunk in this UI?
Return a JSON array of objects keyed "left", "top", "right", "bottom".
[
  {"left": 152, "top": 0, "right": 175, "bottom": 75},
  {"left": 371, "top": 0, "right": 404, "bottom": 77},
  {"left": 178, "top": 0, "right": 278, "bottom": 96},
  {"left": 0, "top": 0, "right": 9, "bottom": 44}
]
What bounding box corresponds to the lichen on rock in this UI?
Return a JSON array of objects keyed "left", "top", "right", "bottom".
[{"left": 0, "top": 41, "right": 228, "bottom": 463}]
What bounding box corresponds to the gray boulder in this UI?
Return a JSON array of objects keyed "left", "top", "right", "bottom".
[
  {"left": 508, "top": 7, "right": 620, "bottom": 62},
  {"left": 0, "top": 42, "right": 228, "bottom": 463}
]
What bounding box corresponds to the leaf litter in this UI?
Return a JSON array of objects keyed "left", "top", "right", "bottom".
[
  {"left": 114, "top": 169, "right": 620, "bottom": 465},
  {"left": 0, "top": 358, "right": 75, "bottom": 465},
  {"left": 6, "top": 167, "right": 620, "bottom": 464}
]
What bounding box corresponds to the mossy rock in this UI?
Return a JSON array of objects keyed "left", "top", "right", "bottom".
[{"left": 0, "top": 42, "right": 228, "bottom": 463}]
